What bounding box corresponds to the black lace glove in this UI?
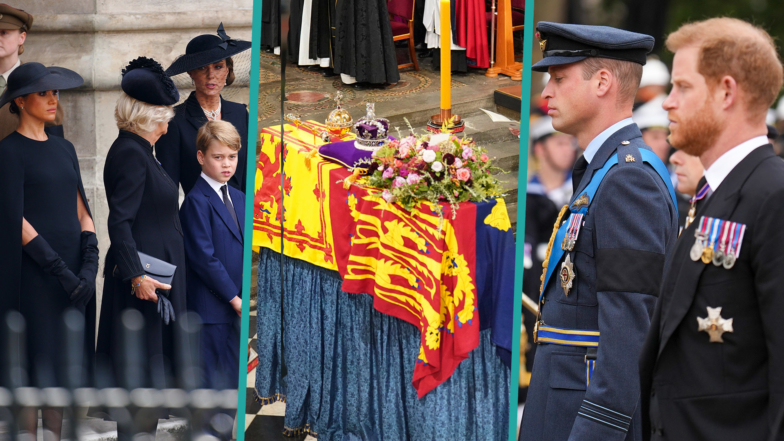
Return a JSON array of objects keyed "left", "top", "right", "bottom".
[
  {"left": 157, "top": 294, "right": 176, "bottom": 325},
  {"left": 71, "top": 231, "right": 99, "bottom": 307},
  {"left": 24, "top": 235, "right": 80, "bottom": 295}
]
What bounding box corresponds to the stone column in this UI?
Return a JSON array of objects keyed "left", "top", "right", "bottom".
[{"left": 18, "top": 0, "right": 253, "bottom": 328}]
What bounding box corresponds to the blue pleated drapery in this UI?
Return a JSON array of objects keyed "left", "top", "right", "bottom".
[{"left": 255, "top": 247, "right": 510, "bottom": 440}]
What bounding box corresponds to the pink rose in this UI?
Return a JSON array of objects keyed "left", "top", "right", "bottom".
[
  {"left": 382, "top": 167, "right": 395, "bottom": 179},
  {"left": 400, "top": 135, "right": 416, "bottom": 149},
  {"left": 393, "top": 176, "right": 406, "bottom": 188},
  {"left": 456, "top": 168, "right": 471, "bottom": 181},
  {"left": 399, "top": 167, "right": 410, "bottom": 177},
  {"left": 471, "top": 155, "right": 476, "bottom": 161},
  {"left": 399, "top": 145, "right": 411, "bottom": 158},
  {"left": 481, "top": 154, "right": 489, "bottom": 162},
  {"left": 454, "top": 158, "right": 463, "bottom": 168},
  {"left": 406, "top": 173, "right": 421, "bottom": 185},
  {"left": 394, "top": 159, "right": 404, "bottom": 168},
  {"left": 382, "top": 189, "right": 395, "bottom": 203},
  {"left": 462, "top": 147, "right": 473, "bottom": 159}
]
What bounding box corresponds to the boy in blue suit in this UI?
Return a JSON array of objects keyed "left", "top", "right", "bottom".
[{"left": 180, "top": 120, "right": 244, "bottom": 391}]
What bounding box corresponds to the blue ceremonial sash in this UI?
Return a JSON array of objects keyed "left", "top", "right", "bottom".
[{"left": 540, "top": 148, "right": 677, "bottom": 300}]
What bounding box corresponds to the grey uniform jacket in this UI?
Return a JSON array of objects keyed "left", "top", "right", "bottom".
[{"left": 520, "top": 123, "right": 678, "bottom": 441}]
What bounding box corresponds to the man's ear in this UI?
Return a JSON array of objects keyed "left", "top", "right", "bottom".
[
  {"left": 716, "top": 75, "right": 738, "bottom": 111},
  {"left": 595, "top": 68, "right": 612, "bottom": 98}
]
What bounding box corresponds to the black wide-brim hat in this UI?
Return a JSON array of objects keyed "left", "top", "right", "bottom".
[
  {"left": 165, "top": 23, "right": 251, "bottom": 76},
  {"left": 532, "top": 21, "right": 654, "bottom": 72},
  {"left": 0, "top": 62, "right": 83, "bottom": 108}
]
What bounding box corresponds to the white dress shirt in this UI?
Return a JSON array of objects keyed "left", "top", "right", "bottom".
[
  {"left": 583, "top": 117, "right": 635, "bottom": 164},
  {"left": 703, "top": 136, "right": 768, "bottom": 191},
  {"left": 200, "top": 172, "right": 233, "bottom": 205}
]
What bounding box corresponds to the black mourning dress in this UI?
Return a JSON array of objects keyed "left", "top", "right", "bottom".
[
  {"left": 334, "top": 0, "right": 401, "bottom": 84},
  {"left": 96, "top": 130, "right": 187, "bottom": 388},
  {"left": 0, "top": 132, "right": 93, "bottom": 388}
]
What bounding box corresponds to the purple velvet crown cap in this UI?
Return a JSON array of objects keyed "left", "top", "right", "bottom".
[{"left": 357, "top": 120, "right": 389, "bottom": 140}]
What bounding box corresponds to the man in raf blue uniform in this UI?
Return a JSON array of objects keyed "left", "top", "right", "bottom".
[
  {"left": 639, "top": 18, "right": 784, "bottom": 441},
  {"left": 519, "top": 23, "right": 678, "bottom": 441}
]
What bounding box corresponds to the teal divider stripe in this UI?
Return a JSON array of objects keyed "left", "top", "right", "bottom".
[
  {"left": 509, "top": 1, "right": 535, "bottom": 440},
  {"left": 236, "top": 0, "right": 263, "bottom": 439}
]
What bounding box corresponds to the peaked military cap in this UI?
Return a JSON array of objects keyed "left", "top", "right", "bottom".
[
  {"left": 532, "top": 22, "right": 654, "bottom": 72},
  {"left": 0, "top": 4, "right": 33, "bottom": 31}
]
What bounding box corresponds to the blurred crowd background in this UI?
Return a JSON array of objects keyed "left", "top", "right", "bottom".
[{"left": 519, "top": 0, "right": 784, "bottom": 405}]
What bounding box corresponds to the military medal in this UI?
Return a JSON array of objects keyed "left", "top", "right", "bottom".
[
  {"left": 561, "top": 213, "right": 583, "bottom": 251},
  {"left": 701, "top": 218, "right": 721, "bottom": 265},
  {"left": 712, "top": 221, "right": 731, "bottom": 266},
  {"left": 690, "top": 217, "right": 709, "bottom": 262},
  {"left": 697, "top": 306, "right": 734, "bottom": 343},
  {"left": 684, "top": 183, "right": 710, "bottom": 231},
  {"left": 560, "top": 254, "right": 575, "bottom": 296},
  {"left": 723, "top": 222, "right": 746, "bottom": 270}
]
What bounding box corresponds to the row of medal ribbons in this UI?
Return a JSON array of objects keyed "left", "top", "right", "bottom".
[{"left": 690, "top": 216, "right": 746, "bottom": 269}]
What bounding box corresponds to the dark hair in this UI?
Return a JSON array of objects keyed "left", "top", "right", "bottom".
[
  {"left": 225, "top": 57, "right": 235, "bottom": 86},
  {"left": 9, "top": 94, "right": 27, "bottom": 115}
]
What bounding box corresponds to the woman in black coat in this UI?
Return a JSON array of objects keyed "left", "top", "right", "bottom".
[
  {"left": 96, "top": 58, "right": 183, "bottom": 393},
  {"left": 0, "top": 63, "right": 95, "bottom": 439},
  {"left": 157, "top": 24, "right": 251, "bottom": 195}
]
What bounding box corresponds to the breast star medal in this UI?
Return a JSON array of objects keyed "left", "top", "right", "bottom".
[
  {"left": 697, "top": 306, "right": 734, "bottom": 343},
  {"left": 560, "top": 254, "right": 575, "bottom": 296}
]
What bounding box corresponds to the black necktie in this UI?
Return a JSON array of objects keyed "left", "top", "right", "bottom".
[
  {"left": 572, "top": 155, "right": 589, "bottom": 194},
  {"left": 221, "top": 185, "right": 240, "bottom": 231}
]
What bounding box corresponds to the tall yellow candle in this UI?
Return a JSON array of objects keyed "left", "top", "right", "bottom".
[{"left": 440, "top": 0, "right": 451, "bottom": 111}]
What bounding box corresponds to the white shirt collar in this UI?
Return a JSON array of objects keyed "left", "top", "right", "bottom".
[
  {"left": 703, "top": 136, "right": 768, "bottom": 191},
  {"left": 200, "top": 172, "right": 232, "bottom": 202},
  {"left": 2, "top": 60, "right": 20, "bottom": 81},
  {"left": 583, "top": 117, "right": 635, "bottom": 163}
]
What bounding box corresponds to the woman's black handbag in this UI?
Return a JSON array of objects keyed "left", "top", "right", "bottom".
[{"left": 137, "top": 251, "right": 177, "bottom": 285}]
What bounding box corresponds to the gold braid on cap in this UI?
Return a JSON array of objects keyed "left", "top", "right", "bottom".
[{"left": 539, "top": 204, "right": 570, "bottom": 295}]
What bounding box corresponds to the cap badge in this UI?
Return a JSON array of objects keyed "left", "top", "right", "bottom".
[
  {"left": 536, "top": 32, "right": 547, "bottom": 52},
  {"left": 625, "top": 154, "right": 635, "bottom": 163},
  {"left": 697, "top": 306, "right": 733, "bottom": 343}
]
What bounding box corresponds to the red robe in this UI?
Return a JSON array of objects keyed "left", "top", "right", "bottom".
[{"left": 455, "top": 0, "right": 489, "bottom": 68}]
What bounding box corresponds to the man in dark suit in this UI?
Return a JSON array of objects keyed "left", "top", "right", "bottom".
[
  {"left": 519, "top": 23, "right": 679, "bottom": 441},
  {"left": 639, "top": 18, "right": 784, "bottom": 441},
  {"left": 180, "top": 120, "right": 245, "bottom": 391}
]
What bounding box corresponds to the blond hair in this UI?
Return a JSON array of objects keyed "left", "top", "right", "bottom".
[
  {"left": 114, "top": 92, "right": 175, "bottom": 135},
  {"left": 196, "top": 120, "right": 242, "bottom": 154},
  {"left": 666, "top": 18, "right": 783, "bottom": 121},
  {"left": 581, "top": 57, "right": 643, "bottom": 106}
]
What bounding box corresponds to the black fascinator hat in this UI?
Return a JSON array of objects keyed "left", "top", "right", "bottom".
[
  {"left": 121, "top": 57, "right": 179, "bottom": 106},
  {"left": 0, "top": 63, "right": 83, "bottom": 108},
  {"left": 165, "top": 23, "right": 251, "bottom": 76}
]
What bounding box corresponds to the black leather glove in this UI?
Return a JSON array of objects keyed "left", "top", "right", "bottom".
[
  {"left": 24, "top": 235, "right": 80, "bottom": 295},
  {"left": 157, "top": 294, "right": 176, "bottom": 325},
  {"left": 71, "top": 231, "right": 99, "bottom": 307}
]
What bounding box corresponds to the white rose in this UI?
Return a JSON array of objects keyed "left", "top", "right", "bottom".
[
  {"left": 431, "top": 161, "right": 444, "bottom": 172},
  {"left": 422, "top": 149, "right": 437, "bottom": 163}
]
